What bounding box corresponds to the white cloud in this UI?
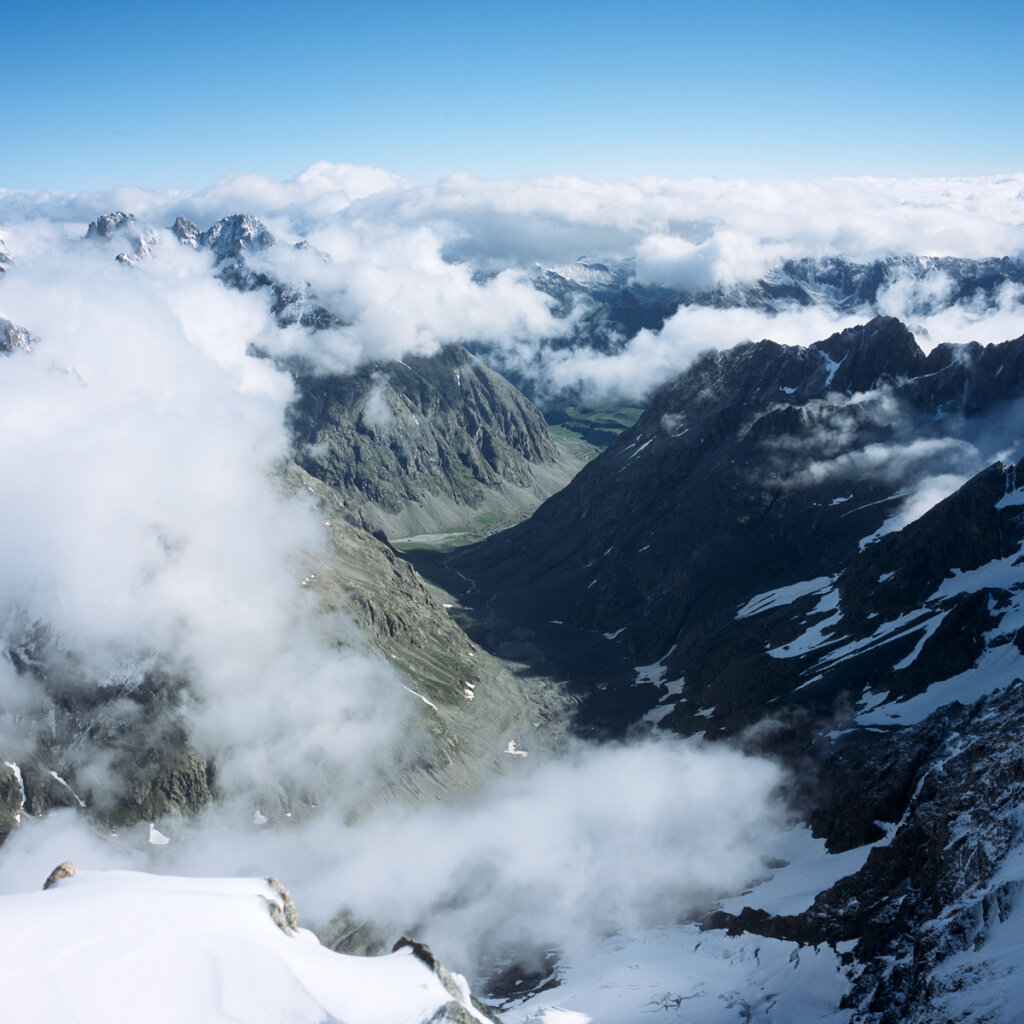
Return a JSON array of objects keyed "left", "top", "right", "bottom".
[{"left": 5, "top": 165, "right": 1024, "bottom": 401}]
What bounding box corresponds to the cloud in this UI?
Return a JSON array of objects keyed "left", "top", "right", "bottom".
[
  {"left": 517, "top": 303, "right": 867, "bottom": 402},
  {"left": 761, "top": 387, "right": 1024, "bottom": 543},
  {"left": 633, "top": 229, "right": 784, "bottom": 291},
  {"left": 0, "top": 737, "right": 790, "bottom": 980},
  {"left": 4, "top": 165, "right": 1024, "bottom": 402},
  {"left": 0, "top": 224, "right": 414, "bottom": 809},
  {"left": 287, "top": 737, "right": 787, "bottom": 970},
  {"left": 248, "top": 221, "right": 568, "bottom": 372}
]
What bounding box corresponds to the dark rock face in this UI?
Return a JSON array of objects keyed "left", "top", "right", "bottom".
[
  {"left": 458, "top": 317, "right": 1024, "bottom": 738},
  {"left": 452, "top": 314, "right": 1024, "bottom": 1020},
  {"left": 0, "top": 632, "right": 213, "bottom": 834},
  {"left": 289, "top": 344, "right": 570, "bottom": 537},
  {"left": 706, "top": 682, "right": 1024, "bottom": 1023}
]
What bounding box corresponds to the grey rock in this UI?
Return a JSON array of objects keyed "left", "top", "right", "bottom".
[
  {"left": 86, "top": 211, "right": 158, "bottom": 263},
  {"left": 0, "top": 317, "right": 34, "bottom": 354},
  {"left": 289, "top": 344, "right": 580, "bottom": 539},
  {"left": 394, "top": 936, "right": 503, "bottom": 1023},
  {"left": 42, "top": 860, "right": 76, "bottom": 890},
  {"left": 171, "top": 214, "right": 275, "bottom": 264},
  {"left": 263, "top": 877, "right": 299, "bottom": 935},
  {"left": 86, "top": 212, "right": 135, "bottom": 239}
]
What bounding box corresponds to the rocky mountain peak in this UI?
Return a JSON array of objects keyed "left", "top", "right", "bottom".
[
  {"left": 289, "top": 343, "right": 575, "bottom": 538},
  {"left": 0, "top": 318, "right": 34, "bottom": 355},
  {"left": 809, "top": 315, "right": 925, "bottom": 393},
  {"left": 85, "top": 211, "right": 136, "bottom": 239},
  {"left": 85, "top": 211, "right": 158, "bottom": 264},
  {"left": 172, "top": 214, "right": 275, "bottom": 263}
]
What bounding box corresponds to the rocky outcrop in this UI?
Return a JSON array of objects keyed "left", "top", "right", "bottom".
[
  {"left": 42, "top": 861, "right": 76, "bottom": 890},
  {"left": 86, "top": 212, "right": 136, "bottom": 239},
  {"left": 394, "top": 936, "right": 503, "bottom": 1024},
  {"left": 0, "top": 756, "right": 88, "bottom": 844},
  {"left": 1, "top": 625, "right": 214, "bottom": 834},
  {"left": 86, "top": 211, "right": 158, "bottom": 264},
  {"left": 263, "top": 877, "right": 300, "bottom": 935},
  {"left": 0, "top": 317, "right": 34, "bottom": 354}
]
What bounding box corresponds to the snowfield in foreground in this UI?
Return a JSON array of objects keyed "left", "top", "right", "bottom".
[{"left": 0, "top": 868, "right": 489, "bottom": 1024}]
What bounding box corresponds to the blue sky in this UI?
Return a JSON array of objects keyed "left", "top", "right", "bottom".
[{"left": 2, "top": 0, "right": 1022, "bottom": 190}]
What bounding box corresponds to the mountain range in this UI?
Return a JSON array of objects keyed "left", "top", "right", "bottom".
[{"left": 2, "top": 210, "right": 1024, "bottom": 1022}]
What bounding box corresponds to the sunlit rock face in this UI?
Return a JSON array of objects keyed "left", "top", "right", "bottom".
[{"left": 289, "top": 342, "right": 572, "bottom": 539}]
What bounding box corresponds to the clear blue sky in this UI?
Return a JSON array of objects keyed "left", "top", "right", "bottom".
[{"left": 2, "top": 0, "right": 1022, "bottom": 190}]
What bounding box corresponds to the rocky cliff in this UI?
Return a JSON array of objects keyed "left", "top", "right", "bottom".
[
  {"left": 289, "top": 343, "right": 583, "bottom": 539},
  {"left": 452, "top": 316, "right": 1024, "bottom": 1020}
]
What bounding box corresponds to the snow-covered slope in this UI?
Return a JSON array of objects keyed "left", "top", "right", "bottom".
[{"left": 0, "top": 866, "right": 493, "bottom": 1024}]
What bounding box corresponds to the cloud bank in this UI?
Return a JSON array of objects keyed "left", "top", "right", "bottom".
[{"left": 3, "top": 165, "right": 1024, "bottom": 401}]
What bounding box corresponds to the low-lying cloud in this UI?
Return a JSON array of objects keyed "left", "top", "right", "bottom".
[
  {"left": 0, "top": 736, "right": 790, "bottom": 979},
  {"left": 4, "top": 165, "right": 1024, "bottom": 402}
]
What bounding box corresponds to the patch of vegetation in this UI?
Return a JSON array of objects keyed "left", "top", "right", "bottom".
[
  {"left": 392, "top": 508, "right": 537, "bottom": 553},
  {"left": 542, "top": 401, "right": 644, "bottom": 448}
]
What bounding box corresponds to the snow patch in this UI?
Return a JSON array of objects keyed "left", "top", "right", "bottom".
[
  {"left": 48, "top": 771, "right": 87, "bottom": 808},
  {"left": 401, "top": 685, "right": 439, "bottom": 713},
  {"left": 505, "top": 920, "right": 851, "bottom": 1024},
  {"left": 736, "top": 576, "right": 835, "bottom": 619},
  {"left": 148, "top": 823, "right": 170, "bottom": 846},
  {"left": 767, "top": 588, "right": 842, "bottom": 659}
]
